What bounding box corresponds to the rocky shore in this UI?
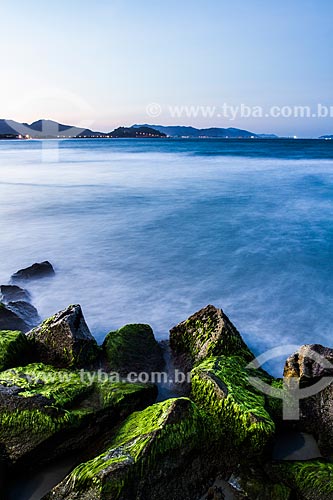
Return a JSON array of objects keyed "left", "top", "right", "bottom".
[{"left": 1, "top": 262, "right": 333, "bottom": 499}]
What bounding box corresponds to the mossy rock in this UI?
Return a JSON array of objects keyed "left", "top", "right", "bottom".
[
  {"left": 45, "top": 398, "right": 214, "bottom": 500},
  {"left": 103, "top": 324, "right": 164, "bottom": 375},
  {"left": 0, "top": 302, "right": 29, "bottom": 333},
  {"left": 169, "top": 305, "right": 254, "bottom": 370},
  {"left": 0, "top": 363, "right": 157, "bottom": 465},
  {"left": 191, "top": 356, "right": 276, "bottom": 457},
  {"left": 0, "top": 330, "right": 29, "bottom": 371},
  {"left": 27, "top": 304, "right": 100, "bottom": 369},
  {"left": 234, "top": 467, "right": 292, "bottom": 499},
  {"left": 270, "top": 460, "right": 333, "bottom": 500}
]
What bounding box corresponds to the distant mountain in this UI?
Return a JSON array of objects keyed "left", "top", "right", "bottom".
[
  {"left": 0, "top": 119, "right": 105, "bottom": 138},
  {"left": 110, "top": 127, "right": 166, "bottom": 138},
  {"left": 0, "top": 119, "right": 22, "bottom": 135},
  {"left": 132, "top": 124, "right": 263, "bottom": 138},
  {"left": 319, "top": 134, "right": 333, "bottom": 140}
]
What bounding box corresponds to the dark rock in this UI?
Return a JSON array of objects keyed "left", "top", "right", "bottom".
[
  {"left": 27, "top": 305, "right": 99, "bottom": 369},
  {"left": 7, "top": 301, "right": 40, "bottom": 329},
  {"left": 170, "top": 305, "right": 254, "bottom": 371},
  {"left": 287, "top": 382, "right": 333, "bottom": 456},
  {"left": 284, "top": 344, "right": 333, "bottom": 385},
  {"left": 44, "top": 397, "right": 218, "bottom": 500},
  {"left": 0, "top": 330, "right": 29, "bottom": 371},
  {"left": 0, "top": 363, "right": 157, "bottom": 466},
  {"left": 11, "top": 261, "right": 55, "bottom": 282},
  {"left": 0, "top": 285, "right": 30, "bottom": 303},
  {"left": 103, "top": 324, "right": 164, "bottom": 375},
  {"left": 284, "top": 344, "right": 333, "bottom": 456},
  {"left": 0, "top": 303, "right": 29, "bottom": 333}
]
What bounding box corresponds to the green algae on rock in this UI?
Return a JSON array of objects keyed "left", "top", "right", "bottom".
[
  {"left": 27, "top": 305, "right": 100, "bottom": 369},
  {"left": 271, "top": 460, "right": 333, "bottom": 500},
  {"left": 103, "top": 324, "right": 164, "bottom": 375},
  {"left": 169, "top": 305, "right": 254, "bottom": 370},
  {"left": 191, "top": 356, "right": 276, "bottom": 456},
  {"left": 0, "top": 330, "right": 29, "bottom": 371},
  {"left": 0, "top": 363, "right": 157, "bottom": 465},
  {"left": 45, "top": 398, "right": 211, "bottom": 500}
]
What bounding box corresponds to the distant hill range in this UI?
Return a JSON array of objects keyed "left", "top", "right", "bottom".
[
  {"left": 0, "top": 119, "right": 166, "bottom": 139},
  {"left": 319, "top": 134, "right": 333, "bottom": 140},
  {"left": 133, "top": 124, "right": 279, "bottom": 139},
  {"left": 0, "top": 119, "right": 103, "bottom": 139},
  {"left": 0, "top": 118, "right": 311, "bottom": 140}
]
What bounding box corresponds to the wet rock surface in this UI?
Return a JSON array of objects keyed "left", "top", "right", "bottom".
[
  {"left": 0, "top": 303, "right": 29, "bottom": 333},
  {"left": 27, "top": 304, "right": 99, "bottom": 369},
  {"left": 11, "top": 261, "right": 55, "bottom": 282},
  {"left": 0, "top": 285, "right": 30, "bottom": 304},
  {"left": 7, "top": 301, "right": 40, "bottom": 329}
]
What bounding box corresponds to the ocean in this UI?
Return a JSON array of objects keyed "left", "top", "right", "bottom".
[{"left": 0, "top": 138, "right": 332, "bottom": 376}]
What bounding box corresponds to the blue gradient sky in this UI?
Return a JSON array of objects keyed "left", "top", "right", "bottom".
[{"left": 1, "top": 0, "right": 332, "bottom": 136}]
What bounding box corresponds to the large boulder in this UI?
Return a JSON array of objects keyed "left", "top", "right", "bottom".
[
  {"left": 0, "top": 285, "right": 30, "bottom": 303},
  {"left": 191, "top": 356, "right": 276, "bottom": 457},
  {"left": 27, "top": 305, "right": 99, "bottom": 369},
  {"left": 0, "top": 303, "right": 29, "bottom": 333},
  {"left": 11, "top": 261, "right": 55, "bottom": 282},
  {"left": 44, "top": 398, "right": 216, "bottom": 500},
  {"left": 0, "top": 330, "right": 29, "bottom": 371},
  {"left": 7, "top": 301, "right": 40, "bottom": 329},
  {"left": 103, "top": 324, "right": 164, "bottom": 375},
  {"left": 284, "top": 344, "right": 333, "bottom": 385},
  {"left": 169, "top": 305, "right": 254, "bottom": 371},
  {"left": 0, "top": 362, "right": 157, "bottom": 466},
  {"left": 284, "top": 344, "right": 333, "bottom": 456}
]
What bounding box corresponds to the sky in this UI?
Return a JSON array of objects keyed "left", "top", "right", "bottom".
[{"left": 0, "top": 0, "right": 332, "bottom": 137}]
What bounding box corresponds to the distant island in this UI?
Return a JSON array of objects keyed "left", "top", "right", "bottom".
[{"left": 110, "top": 127, "right": 166, "bottom": 138}]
